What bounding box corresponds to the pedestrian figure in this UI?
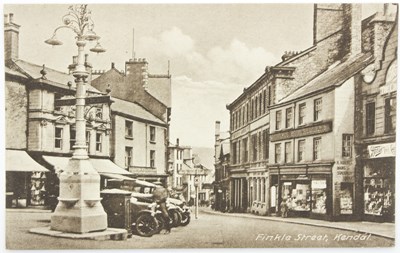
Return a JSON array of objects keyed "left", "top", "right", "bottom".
[
  {"left": 280, "top": 198, "right": 289, "bottom": 218},
  {"left": 152, "top": 182, "right": 171, "bottom": 234}
]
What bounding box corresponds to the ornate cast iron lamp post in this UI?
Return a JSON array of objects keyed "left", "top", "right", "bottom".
[{"left": 45, "top": 5, "right": 107, "bottom": 233}]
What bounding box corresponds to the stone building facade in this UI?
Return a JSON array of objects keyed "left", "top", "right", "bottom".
[
  {"left": 91, "top": 58, "right": 171, "bottom": 185},
  {"left": 354, "top": 8, "right": 397, "bottom": 223},
  {"left": 225, "top": 4, "right": 396, "bottom": 220},
  {"left": 213, "top": 121, "right": 231, "bottom": 212}
]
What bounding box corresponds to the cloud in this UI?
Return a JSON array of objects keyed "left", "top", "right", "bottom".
[
  {"left": 170, "top": 75, "right": 241, "bottom": 148},
  {"left": 139, "top": 27, "right": 278, "bottom": 147},
  {"left": 140, "top": 27, "right": 195, "bottom": 58}
]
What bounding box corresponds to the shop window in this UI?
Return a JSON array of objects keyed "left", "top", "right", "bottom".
[
  {"left": 284, "top": 142, "right": 292, "bottom": 163},
  {"left": 282, "top": 182, "right": 310, "bottom": 211},
  {"left": 314, "top": 98, "right": 322, "bottom": 121},
  {"left": 55, "top": 126, "right": 63, "bottom": 149},
  {"left": 69, "top": 128, "right": 76, "bottom": 151},
  {"left": 299, "top": 103, "right": 306, "bottom": 125},
  {"left": 366, "top": 102, "right": 375, "bottom": 135},
  {"left": 276, "top": 110, "right": 282, "bottom": 130},
  {"left": 275, "top": 143, "right": 281, "bottom": 163},
  {"left": 311, "top": 179, "right": 327, "bottom": 214},
  {"left": 285, "top": 108, "right": 293, "bottom": 128},
  {"left": 384, "top": 97, "right": 396, "bottom": 134},
  {"left": 340, "top": 183, "right": 353, "bottom": 214},
  {"left": 363, "top": 163, "right": 394, "bottom": 217},
  {"left": 298, "top": 140, "right": 305, "bottom": 162},
  {"left": 125, "top": 147, "right": 132, "bottom": 168},
  {"left": 342, "top": 134, "right": 353, "bottom": 158},
  {"left": 313, "top": 137, "right": 321, "bottom": 161},
  {"left": 125, "top": 120, "right": 133, "bottom": 138},
  {"left": 150, "top": 150, "right": 156, "bottom": 168},
  {"left": 150, "top": 126, "right": 156, "bottom": 143},
  {"left": 95, "top": 132, "right": 102, "bottom": 152}
]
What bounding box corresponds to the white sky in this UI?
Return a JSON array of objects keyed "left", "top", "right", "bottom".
[{"left": 3, "top": 3, "right": 386, "bottom": 149}]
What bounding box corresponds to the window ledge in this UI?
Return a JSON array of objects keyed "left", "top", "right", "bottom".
[
  {"left": 125, "top": 136, "right": 134, "bottom": 140},
  {"left": 149, "top": 141, "right": 156, "bottom": 144}
]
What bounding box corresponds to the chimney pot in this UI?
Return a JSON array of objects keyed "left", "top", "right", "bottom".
[
  {"left": 383, "top": 3, "right": 389, "bottom": 15},
  {"left": 9, "top": 13, "right": 14, "bottom": 23},
  {"left": 4, "top": 14, "right": 8, "bottom": 24},
  {"left": 111, "top": 62, "right": 115, "bottom": 68},
  {"left": 176, "top": 138, "right": 180, "bottom": 146},
  {"left": 72, "top": 56, "right": 78, "bottom": 64}
]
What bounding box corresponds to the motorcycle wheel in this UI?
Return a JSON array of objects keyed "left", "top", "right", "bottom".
[
  {"left": 168, "top": 209, "right": 182, "bottom": 227},
  {"left": 135, "top": 213, "right": 158, "bottom": 237},
  {"left": 180, "top": 212, "right": 191, "bottom": 226},
  {"left": 154, "top": 213, "right": 166, "bottom": 234}
]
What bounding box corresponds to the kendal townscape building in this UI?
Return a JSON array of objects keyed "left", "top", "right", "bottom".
[
  {"left": 213, "top": 121, "right": 231, "bottom": 212},
  {"left": 91, "top": 59, "right": 172, "bottom": 184},
  {"left": 168, "top": 139, "right": 212, "bottom": 204},
  {"left": 220, "top": 3, "right": 396, "bottom": 222},
  {"left": 4, "top": 13, "right": 171, "bottom": 207}
]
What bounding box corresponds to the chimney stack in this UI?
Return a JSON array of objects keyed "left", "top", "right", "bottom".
[
  {"left": 215, "top": 121, "right": 221, "bottom": 141},
  {"left": 347, "top": 4, "right": 362, "bottom": 56},
  {"left": 4, "top": 13, "right": 20, "bottom": 61}
]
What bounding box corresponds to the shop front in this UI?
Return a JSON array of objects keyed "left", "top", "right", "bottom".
[
  {"left": 362, "top": 143, "right": 395, "bottom": 222},
  {"left": 270, "top": 164, "right": 334, "bottom": 220},
  {"left": 230, "top": 171, "right": 248, "bottom": 212},
  {"left": 248, "top": 169, "right": 269, "bottom": 215},
  {"left": 6, "top": 150, "right": 50, "bottom": 208}
]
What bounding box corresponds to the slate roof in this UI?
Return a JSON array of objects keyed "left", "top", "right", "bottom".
[
  {"left": 278, "top": 53, "right": 373, "bottom": 105},
  {"left": 111, "top": 97, "right": 166, "bottom": 125},
  {"left": 10, "top": 59, "right": 101, "bottom": 93}
]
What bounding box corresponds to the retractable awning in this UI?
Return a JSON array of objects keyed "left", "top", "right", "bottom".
[
  {"left": 6, "top": 150, "right": 49, "bottom": 172},
  {"left": 101, "top": 173, "right": 135, "bottom": 181},
  {"left": 43, "top": 156, "right": 132, "bottom": 175}
]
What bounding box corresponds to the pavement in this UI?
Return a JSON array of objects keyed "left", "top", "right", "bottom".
[{"left": 201, "top": 207, "right": 395, "bottom": 239}]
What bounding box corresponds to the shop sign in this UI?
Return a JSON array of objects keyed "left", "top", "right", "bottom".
[
  {"left": 270, "top": 121, "right": 332, "bottom": 142},
  {"left": 334, "top": 160, "right": 354, "bottom": 182},
  {"left": 311, "top": 180, "right": 326, "bottom": 189},
  {"left": 368, "top": 143, "right": 396, "bottom": 158}
]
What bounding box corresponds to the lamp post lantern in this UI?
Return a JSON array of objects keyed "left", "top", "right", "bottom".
[{"left": 45, "top": 4, "right": 107, "bottom": 233}]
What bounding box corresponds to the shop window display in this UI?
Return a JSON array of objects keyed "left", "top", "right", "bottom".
[
  {"left": 340, "top": 183, "right": 353, "bottom": 214},
  {"left": 311, "top": 180, "right": 327, "bottom": 214},
  {"left": 282, "top": 182, "right": 310, "bottom": 211},
  {"left": 30, "top": 172, "right": 47, "bottom": 206},
  {"left": 364, "top": 164, "right": 394, "bottom": 217}
]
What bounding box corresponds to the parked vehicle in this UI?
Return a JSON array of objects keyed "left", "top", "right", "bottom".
[
  {"left": 168, "top": 197, "right": 191, "bottom": 226},
  {"left": 130, "top": 197, "right": 162, "bottom": 237}
]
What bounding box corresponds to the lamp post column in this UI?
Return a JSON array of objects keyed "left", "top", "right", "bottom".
[
  {"left": 73, "top": 38, "right": 89, "bottom": 159},
  {"left": 48, "top": 5, "right": 108, "bottom": 234}
]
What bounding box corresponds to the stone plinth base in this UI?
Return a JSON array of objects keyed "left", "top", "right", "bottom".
[
  {"left": 30, "top": 226, "right": 128, "bottom": 241},
  {"left": 50, "top": 158, "right": 107, "bottom": 233},
  {"left": 51, "top": 205, "right": 107, "bottom": 233}
]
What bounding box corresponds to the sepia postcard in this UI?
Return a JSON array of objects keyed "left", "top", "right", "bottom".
[{"left": 3, "top": 2, "right": 397, "bottom": 250}]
